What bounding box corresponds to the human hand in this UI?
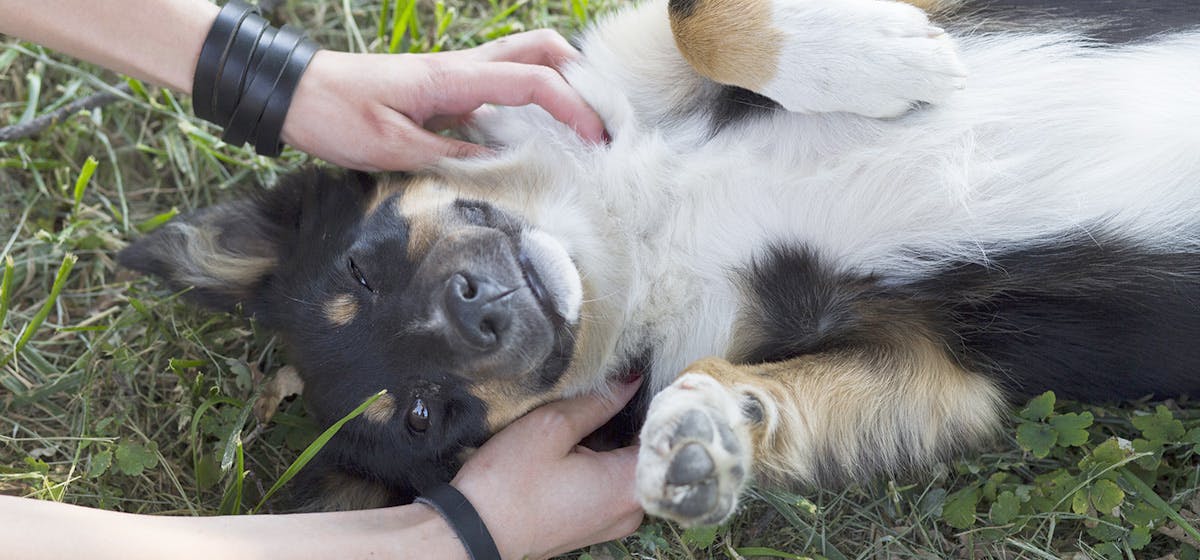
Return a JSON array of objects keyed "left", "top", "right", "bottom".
[
  {"left": 279, "top": 30, "right": 605, "bottom": 172},
  {"left": 451, "top": 378, "right": 644, "bottom": 560}
]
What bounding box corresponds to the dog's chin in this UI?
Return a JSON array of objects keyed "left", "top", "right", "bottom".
[{"left": 518, "top": 229, "right": 583, "bottom": 325}]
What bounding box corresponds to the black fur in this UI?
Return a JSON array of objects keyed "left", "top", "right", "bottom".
[
  {"left": 738, "top": 235, "right": 1200, "bottom": 404},
  {"left": 914, "top": 234, "right": 1200, "bottom": 401},
  {"left": 955, "top": 0, "right": 1200, "bottom": 43},
  {"left": 667, "top": 0, "right": 700, "bottom": 20},
  {"left": 710, "top": 86, "right": 780, "bottom": 134}
]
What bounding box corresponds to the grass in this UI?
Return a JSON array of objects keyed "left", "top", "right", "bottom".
[{"left": 2, "top": 1, "right": 1199, "bottom": 558}]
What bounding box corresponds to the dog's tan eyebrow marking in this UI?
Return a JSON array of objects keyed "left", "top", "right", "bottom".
[
  {"left": 323, "top": 294, "right": 359, "bottom": 326},
  {"left": 396, "top": 179, "right": 458, "bottom": 261},
  {"left": 363, "top": 178, "right": 401, "bottom": 216},
  {"left": 363, "top": 392, "right": 398, "bottom": 425},
  {"left": 668, "top": 0, "right": 784, "bottom": 93}
]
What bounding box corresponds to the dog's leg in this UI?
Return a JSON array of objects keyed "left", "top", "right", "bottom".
[
  {"left": 669, "top": 0, "right": 967, "bottom": 117},
  {"left": 635, "top": 336, "right": 1004, "bottom": 526}
]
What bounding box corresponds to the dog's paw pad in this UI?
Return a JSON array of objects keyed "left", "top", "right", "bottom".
[
  {"left": 667, "top": 442, "right": 716, "bottom": 485},
  {"left": 669, "top": 410, "right": 714, "bottom": 445},
  {"left": 637, "top": 373, "right": 751, "bottom": 526}
]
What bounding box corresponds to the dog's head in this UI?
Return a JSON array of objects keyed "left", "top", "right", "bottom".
[{"left": 121, "top": 168, "right": 585, "bottom": 507}]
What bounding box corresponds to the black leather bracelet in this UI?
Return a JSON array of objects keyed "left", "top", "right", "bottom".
[
  {"left": 252, "top": 35, "right": 320, "bottom": 156},
  {"left": 415, "top": 484, "right": 501, "bottom": 560},
  {"left": 192, "top": 0, "right": 257, "bottom": 122},
  {"left": 221, "top": 24, "right": 302, "bottom": 147},
  {"left": 213, "top": 12, "right": 270, "bottom": 125},
  {"left": 192, "top": 1, "right": 322, "bottom": 157}
]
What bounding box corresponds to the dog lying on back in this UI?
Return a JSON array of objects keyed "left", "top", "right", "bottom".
[{"left": 122, "top": 0, "right": 1200, "bottom": 525}]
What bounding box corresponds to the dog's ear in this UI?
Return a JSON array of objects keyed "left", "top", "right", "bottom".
[{"left": 120, "top": 168, "right": 377, "bottom": 317}]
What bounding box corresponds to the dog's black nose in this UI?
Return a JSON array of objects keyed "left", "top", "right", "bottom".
[{"left": 443, "top": 273, "right": 513, "bottom": 350}]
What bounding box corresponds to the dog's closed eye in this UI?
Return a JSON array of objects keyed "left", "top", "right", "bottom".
[{"left": 348, "top": 257, "right": 373, "bottom": 292}]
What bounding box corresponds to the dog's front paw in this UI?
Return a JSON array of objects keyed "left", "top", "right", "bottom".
[
  {"left": 636, "top": 372, "right": 752, "bottom": 526},
  {"left": 764, "top": 0, "right": 967, "bottom": 118}
]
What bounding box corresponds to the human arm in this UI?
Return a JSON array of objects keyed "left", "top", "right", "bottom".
[
  {"left": 0, "top": 379, "right": 642, "bottom": 560},
  {"left": 0, "top": 0, "right": 605, "bottom": 171},
  {"left": 0, "top": 494, "right": 464, "bottom": 560}
]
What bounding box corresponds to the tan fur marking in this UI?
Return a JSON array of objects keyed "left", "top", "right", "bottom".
[
  {"left": 363, "top": 392, "right": 398, "bottom": 425},
  {"left": 689, "top": 327, "right": 1003, "bottom": 486},
  {"left": 669, "top": 0, "right": 783, "bottom": 91},
  {"left": 172, "top": 222, "right": 276, "bottom": 288},
  {"left": 470, "top": 378, "right": 554, "bottom": 433},
  {"left": 396, "top": 179, "right": 459, "bottom": 260},
  {"left": 363, "top": 176, "right": 404, "bottom": 215},
  {"left": 323, "top": 294, "right": 359, "bottom": 326}
]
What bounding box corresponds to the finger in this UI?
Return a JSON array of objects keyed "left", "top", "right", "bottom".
[
  {"left": 465, "top": 29, "right": 581, "bottom": 69},
  {"left": 385, "top": 126, "right": 492, "bottom": 168},
  {"left": 431, "top": 61, "right": 605, "bottom": 144},
  {"left": 535, "top": 378, "right": 642, "bottom": 449}
]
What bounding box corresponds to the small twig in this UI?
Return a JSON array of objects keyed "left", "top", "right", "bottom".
[{"left": 0, "top": 82, "right": 132, "bottom": 141}]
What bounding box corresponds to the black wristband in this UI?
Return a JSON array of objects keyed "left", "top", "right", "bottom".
[
  {"left": 213, "top": 12, "right": 270, "bottom": 124},
  {"left": 415, "top": 484, "right": 501, "bottom": 560},
  {"left": 221, "top": 24, "right": 303, "bottom": 147},
  {"left": 192, "top": 2, "right": 324, "bottom": 158},
  {"left": 193, "top": 0, "right": 257, "bottom": 122},
  {"left": 192, "top": 1, "right": 322, "bottom": 157},
  {"left": 252, "top": 35, "right": 320, "bottom": 156}
]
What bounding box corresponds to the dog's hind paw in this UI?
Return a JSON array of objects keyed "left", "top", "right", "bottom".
[{"left": 636, "top": 372, "right": 752, "bottom": 526}]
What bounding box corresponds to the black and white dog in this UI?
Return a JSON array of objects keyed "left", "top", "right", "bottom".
[{"left": 122, "top": 0, "right": 1200, "bottom": 525}]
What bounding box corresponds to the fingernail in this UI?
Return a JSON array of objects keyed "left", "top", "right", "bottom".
[{"left": 601, "top": 130, "right": 612, "bottom": 145}]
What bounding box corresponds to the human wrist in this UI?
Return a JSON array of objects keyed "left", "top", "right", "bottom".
[
  {"left": 408, "top": 502, "right": 472, "bottom": 560},
  {"left": 276, "top": 49, "right": 336, "bottom": 153},
  {"left": 416, "top": 483, "right": 504, "bottom": 560},
  {"left": 191, "top": 0, "right": 321, "bottom": 156}
]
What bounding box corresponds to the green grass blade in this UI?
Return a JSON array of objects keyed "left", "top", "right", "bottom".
[
  {"left": 188, "top": 395, "right": 241, "bottom": 485},
  {"left": 0, "top": 49, "right": 18, "bottom": 76},
  {"left": 734, "top": 547, "right": 810, "bottom": 560},
  {"left": 217, "top": 439, "right": 245, "bottom": 515},
  {"left": 219, "top": 391, "right": 261, "bottom": 471},
  {"left": 252, "top": 390, "right": 387, "bottom": 513},
  {"left": 72, "top": 156, "right": 98, "bottom": 211},
  {"left": 483, "top": 0, "right": 528, "bottom": 30},
  {"left": 18, "top": 69, "right": 42, "bottom": 124},
  {"left": 376, "top": 0, "right": 391, "bottom": 43},
  {"left": 0, "top": 255, "right": 13, "bottom": 329},
  {"left": 1119, "top": 469, "right": 1200, "bottom": 544},
  {"left": 136, "top": 208, "right": 179, "bottom": 233},
  {"left": 388, "top": 0, "right": 416, "bottom": 53},
  {"left": 0, "top": 253, "right": 77, "bottom": 369}
]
